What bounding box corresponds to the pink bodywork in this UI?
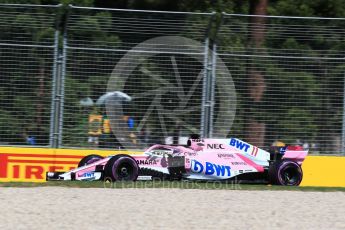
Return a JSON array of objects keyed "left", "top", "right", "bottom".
[
  {"left": 72, "top": 138, "right": 308, "bottom": 180},
  {"left": 141, "top": 139, "right": 268, "bottom": 178},
  {"left": 282, "top": 150, "right": 308, "bottom": 165},
  {"left": 74, "top": 158, "right": 109, "bottom": 179}
]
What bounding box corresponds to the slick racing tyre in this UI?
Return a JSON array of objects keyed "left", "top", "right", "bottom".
[
  {"left": 78, "top": 154, "right": 104, "bottom": 167},
  {"left": 269, "top": 160, "right": 303, "bottom": 186},
  {"left": 104, "top": 155, "right": 139, "bottom": 182}
]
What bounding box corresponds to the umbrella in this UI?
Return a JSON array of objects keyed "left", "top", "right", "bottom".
[{"left": 96, "top": 91, "right": 132, "bottom": 105}]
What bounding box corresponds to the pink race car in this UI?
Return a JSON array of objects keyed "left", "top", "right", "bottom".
[{"left": 46, "top": 138, "right": 308, "bottom": 186}]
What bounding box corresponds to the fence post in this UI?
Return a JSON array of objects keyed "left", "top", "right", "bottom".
[
  {"left": 52, "top": 53, "right": 64, "bottom": 148},
  {"left": 342, "top": 72, "right": 345, "bottom": 155},
  {"left": 209, "top": 42, "right": 217, "bottom": 138},
  {"left": 49, "top": 29, "right": 60, "bottom": 147},
  {"left": 201, "top": 37, "right": 209, "bottom": 138},
  {"left": 49, "top": 32, "right": 67, "bottom": 148},
  {"left": 57, "top": 33, "right": 67, "bottom": 148}
]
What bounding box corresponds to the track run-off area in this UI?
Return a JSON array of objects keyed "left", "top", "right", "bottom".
[{"left": 0, "top": 182, "right": 344, "bottom": 230}]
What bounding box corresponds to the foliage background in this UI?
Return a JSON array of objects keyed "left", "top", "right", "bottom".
[{"left": 0, "top": 0, "right": 344, "bottom": 153}]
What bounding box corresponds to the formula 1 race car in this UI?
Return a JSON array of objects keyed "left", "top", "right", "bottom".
[{"left": 46, "top": 138, "right": 308, "bottom": 186}]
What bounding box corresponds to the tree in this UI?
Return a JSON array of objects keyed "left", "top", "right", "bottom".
[{"left": 244, "top": 0, "right": 268, "bottom": 147}]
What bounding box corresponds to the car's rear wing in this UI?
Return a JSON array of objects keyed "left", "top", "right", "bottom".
[{"left": 282, "top": 150, "right": 308, "bottom": 165}]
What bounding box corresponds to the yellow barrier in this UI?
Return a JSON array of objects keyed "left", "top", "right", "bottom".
[
  {"left": 0, "top": 147, "right": 140, "bottom": 182},
  {"left": 0, "top": 147, "right": 344, "bottom": 186},
  {"left": 300, "top": 156, "right": 345, "bottom": 187}
]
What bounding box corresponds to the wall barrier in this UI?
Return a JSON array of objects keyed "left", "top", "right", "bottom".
[
  {"left": 299, "top": 156, "right": 345, "bottom": 187},
  {"left": 0, "top": 147, "right": 344, "bottom": 187},
  {"left": 0, "top": 147, "right": 140, "bottom": 182}
]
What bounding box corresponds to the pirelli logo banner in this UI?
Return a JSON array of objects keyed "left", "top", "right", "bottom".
[
  {"left": 0, "top": 147, "right": 140, "bottom": 182},
  {"left": 0, "top": 153, "right": 80, "bottom": 182}
]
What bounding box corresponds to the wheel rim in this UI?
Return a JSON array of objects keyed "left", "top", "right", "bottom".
[
  {"left": 280, "top": 165, "right": 301, "bottom": 185},
  {"left": 113, "top": 162, "right": 134, "bottom": 181}
]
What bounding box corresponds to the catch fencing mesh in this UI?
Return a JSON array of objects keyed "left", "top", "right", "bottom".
[
  {"left": 62, "top": 6, "right": 214, "bottom": 149},
  {"left": 0, "top": 4, "right": 58, "bottom": 146},
  {"left": 216, "top": 14, "right": 345, "bottom": 154},
  {"left": 0, "top": 4, "right": 344, "bottom": 155}
]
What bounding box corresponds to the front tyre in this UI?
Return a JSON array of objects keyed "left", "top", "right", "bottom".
[
  {"left": 104, "top": 155, "right": 139, "bottom": 182},
  {"left": 269, "top": 160, "right": 303, "bottom": 186}
]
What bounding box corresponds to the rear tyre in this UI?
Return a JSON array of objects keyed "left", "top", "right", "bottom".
[
  {"left": 269, "top": 160, "right": 303, "bottom": 186},
  {"left": 104, "top": 155, "right": 139, "bottom": 182},
  {"left": 78, "top": 154, "right": 104, "bottom": 168}
]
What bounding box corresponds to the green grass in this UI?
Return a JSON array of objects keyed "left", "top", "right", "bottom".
[{"left": 1, "top": 181, "right": 345, "bottom": 192}]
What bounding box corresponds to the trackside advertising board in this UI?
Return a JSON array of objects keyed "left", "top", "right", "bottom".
[
  {"left": 300, "top": 156, "right": 345, "bottom": 187},
  {"left": 0, "top": 147, "right": 344, "bottom": 187},
  {"left": 0, "top": 147, "right": 140, "bottom": 182}
]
